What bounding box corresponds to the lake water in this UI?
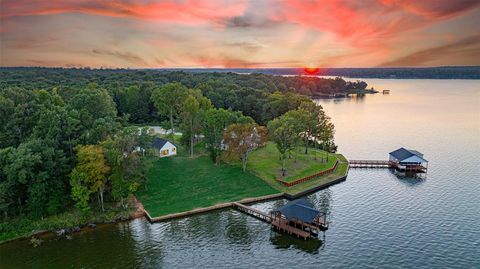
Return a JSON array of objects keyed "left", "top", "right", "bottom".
[{"left": 1, "top": 79, "right": 479, "bottom": 268}]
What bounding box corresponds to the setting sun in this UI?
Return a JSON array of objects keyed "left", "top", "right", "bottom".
[{"left": 304, "top": 66, "right": 320, "bottom": 75}]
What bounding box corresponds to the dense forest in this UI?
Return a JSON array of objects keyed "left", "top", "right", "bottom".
[
  {"left": 0, "top": 67, "right": 367, "bottom": 123},
  {"left": 0, "top": 67, "right": 337, "bottom": 223}
]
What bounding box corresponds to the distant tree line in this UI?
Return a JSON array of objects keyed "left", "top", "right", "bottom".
[
  {"left": 172, "top": 66, "right": 480, "bottom": 79},
  {"left": 0, "top": 67, "right": 363, "bottom": 124}
]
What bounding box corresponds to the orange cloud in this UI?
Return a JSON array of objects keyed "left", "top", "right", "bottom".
[
  {"left": 0, "top": 0, "right": 248, "bottom": 24},
  {"left": 1, "top": 0, "right": 479, "bottom": 67}
]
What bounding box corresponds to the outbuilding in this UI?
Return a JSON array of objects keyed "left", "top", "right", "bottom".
[{"left": 151, "top": 137, "right": 177, "bottom": 157}]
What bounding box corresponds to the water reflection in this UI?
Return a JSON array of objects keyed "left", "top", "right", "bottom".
[
  {"left": 270, "top": 232, "right": 324, "bottom": 254},
  {"left": 392, "top": 170, "right": 427, "bottom": 187},
  {"left": 308, "top": 189, "right": 333, "bottom": 215},
  {"left": 225, "top": 211, "right": 254, "bottom": 246}
]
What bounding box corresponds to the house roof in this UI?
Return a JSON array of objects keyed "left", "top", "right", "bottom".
[
  {"left": 151, "top": 137, "right": 175, "bottom": 150},
  {"left": 273, "top": 199, "right": 320, "bottom": 223},
  {"left": 389, "top": 147, "right": 427, "bottom": 162}
]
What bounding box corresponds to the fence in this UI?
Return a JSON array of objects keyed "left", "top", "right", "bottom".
[{"left": 276, "top": 160, "right": 339, "bottom": 187}]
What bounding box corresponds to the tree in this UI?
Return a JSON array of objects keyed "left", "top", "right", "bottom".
[
  {"left": 268, "top": 115, "right": 298, "bottom": 176},
  {"left": 180, "top": 91, "right": 212, "bottom": 157},
  {"left": 71, "top": 145, "right": 110, "bottom": 211},
  {"left": 70, "top": 170, "right": 91, "bottom": 213},
  {"left": 182, "top": 95, "right": 200, "bottom": 158},
  {"left": 282, "top": 108, "right": 310, "bottom": 161},
  {"left": 151, "top": 82, "right": 189, "bottom": 133},
  {"left": 202, "top": 108, "right": 252, "bottom": 165},
  {"left": 298, "top": 101, "right": 322, "bottom": 156},
  {"left": 0, "top": 87, "right": 39, "bottom": 148},
  {"left": 317, "top": 112, "right": 335, "bottom": 162},
  {"left": 0, "top": 139, "right": 69, "bottom": 218},
  {"left": 223, "top": 123, "right": 268, "bottom": 172},
  {"left": 261, "top": 92, "right": 311, "bottom": 124},
  {"left": 102, "top": 127, "right": 149, "bottom": 207},
  {"left": 113, "top": 83, "right": 155, "bottom": 123},
  {"left": 68, "top": 84, "right": 117, "bottom": 126},
  {"left": 68, "top": 85, "right": 118, "bottom": 144}
]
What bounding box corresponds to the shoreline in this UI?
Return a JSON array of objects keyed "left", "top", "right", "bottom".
[
  {"left": 145, "top": 165, "right": 349, "bottom": 223},
  {"left": 2, "top": 165, "right": 349, "bottom": 245},
  {"left": 0, "top": 197, "right": 145, "bottom": 246}
]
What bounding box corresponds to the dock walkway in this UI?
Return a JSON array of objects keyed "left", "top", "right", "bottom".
[
  {"left": 349, "top": 160, "right": 427, "bottom": 172},
  {"left": 349, "top": 160, "right": 390, "bottom": 168},
  {"left": 233, "top": 202, "right": 272, "bottom": 223}
]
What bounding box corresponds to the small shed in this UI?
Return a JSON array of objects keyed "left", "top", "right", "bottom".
[
  {"left": 389, "top": 147, "right": 428, "bottom": 172},
  {"left": 151, "top": 137, "right": 177, "bottom": 157}
]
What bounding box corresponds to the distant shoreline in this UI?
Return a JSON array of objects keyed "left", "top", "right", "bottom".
[{"left": 1, "top": 66, "right": 479, "bottom": 79}]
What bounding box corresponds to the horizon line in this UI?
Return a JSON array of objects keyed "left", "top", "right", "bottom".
[{"left": 1, "top": 65, "right": 479, "bottom": 70}]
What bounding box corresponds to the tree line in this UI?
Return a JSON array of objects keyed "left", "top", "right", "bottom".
[
  {"left": 0, "top": 67, "right": 364, "bottom": 124},
  {"left": 0, "top": 85, "right": 150, "bottom": 218}
]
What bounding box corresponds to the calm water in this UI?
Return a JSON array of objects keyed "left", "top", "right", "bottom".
[{"left": 1, "top": 79, "right": 479, "bottom": 268}]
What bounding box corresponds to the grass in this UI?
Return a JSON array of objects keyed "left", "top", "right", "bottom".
[
  {"left": 137, "top": 155, "right": 279, "bottom": 218},
  {"left": 280, "top": 158, "right": 348, "bottom": 195},
  {"left": 248, "top": 142, "right": 337, "bottom": 182},
  {"left": 138, "top": 139, "right": 348, "bottom": 218},
  {"left": 246, "top": 142, "right": 349, "bottom": 195}
]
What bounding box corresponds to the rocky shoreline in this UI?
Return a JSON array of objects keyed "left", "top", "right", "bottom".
[{"left": 1, "top": 197, "right": 145, "bottom": 246}]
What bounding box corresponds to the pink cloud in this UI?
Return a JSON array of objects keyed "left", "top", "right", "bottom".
[
  {"left": 1, "top": 0, "right": 479, "bottom": 67},
  {"left": 270, "top": 0, "right": 479, "bottom": 49},
  {"left": 0, "top": 0, "right": 248, "bottom": 24}
]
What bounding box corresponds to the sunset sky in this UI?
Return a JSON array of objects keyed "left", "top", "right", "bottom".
[{"left": 1, "top": 0, "right": 479, "bottom": 68}]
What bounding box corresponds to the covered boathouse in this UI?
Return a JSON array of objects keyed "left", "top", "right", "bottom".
[
  {"left": 389, "top": 147, "right": 428, "bottom": 172},
  {"left": 271, "top": 199, "right": 328, "bottom": 239}
]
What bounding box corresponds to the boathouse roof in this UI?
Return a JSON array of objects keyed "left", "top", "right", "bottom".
[
  {"left": 274, "top": 199, "right": 320, "bottom": 223},
  {"left": 389, "top": 147, "right": 427, "bottom": 162}
]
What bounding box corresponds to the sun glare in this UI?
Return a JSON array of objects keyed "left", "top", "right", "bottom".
[{"left": 304, "top": 66, "right": 320, "bottom": 75}]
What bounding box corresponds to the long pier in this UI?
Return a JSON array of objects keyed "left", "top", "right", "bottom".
[
  {"left": 349, "top": 160, "right": 427, "bottom": 172},
  {"left": 349, "top": 160, "right": 391, "bottom": 168},
  {"left": 233, "top": 202, "right": 272, "bottom": 223},
  {"left": 232, "top": 202, "right": 326, "bottom": 240}
]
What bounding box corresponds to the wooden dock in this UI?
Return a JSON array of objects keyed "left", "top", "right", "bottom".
[
  {"left": 349, "top": 160, "right": 427, "bottom": 172},
  {"left": 271, "top": 218, "right": 311, "bottom": 240},
  {"left": 349, "top": 160, "right": 391, "bottom": 168},
  {"left": 232, "top": 202, "right": 325, "bottom": 240},
  {"left": 233, "top": 202, "right": 272, "bottom": 223}
]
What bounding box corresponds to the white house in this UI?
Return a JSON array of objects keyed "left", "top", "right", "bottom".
[{"left": 151, "top": 137, "right": 177, "bottom": 157}]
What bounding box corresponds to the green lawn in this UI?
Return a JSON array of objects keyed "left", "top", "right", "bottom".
[
  {"left": 137, "top": 156, "right": 279, "bottom": 217},
  {"left": 138, "top": 139, "right": 349, "bottom": 218},
  {"left": 248, "top": 142, "right": 337, "bottom": 182},
  {"left": 247, "top": 142, "right": 348, "bottom": 195},
  {"left": 280, "top": 159, "right": 348, "bottom": 195}
]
